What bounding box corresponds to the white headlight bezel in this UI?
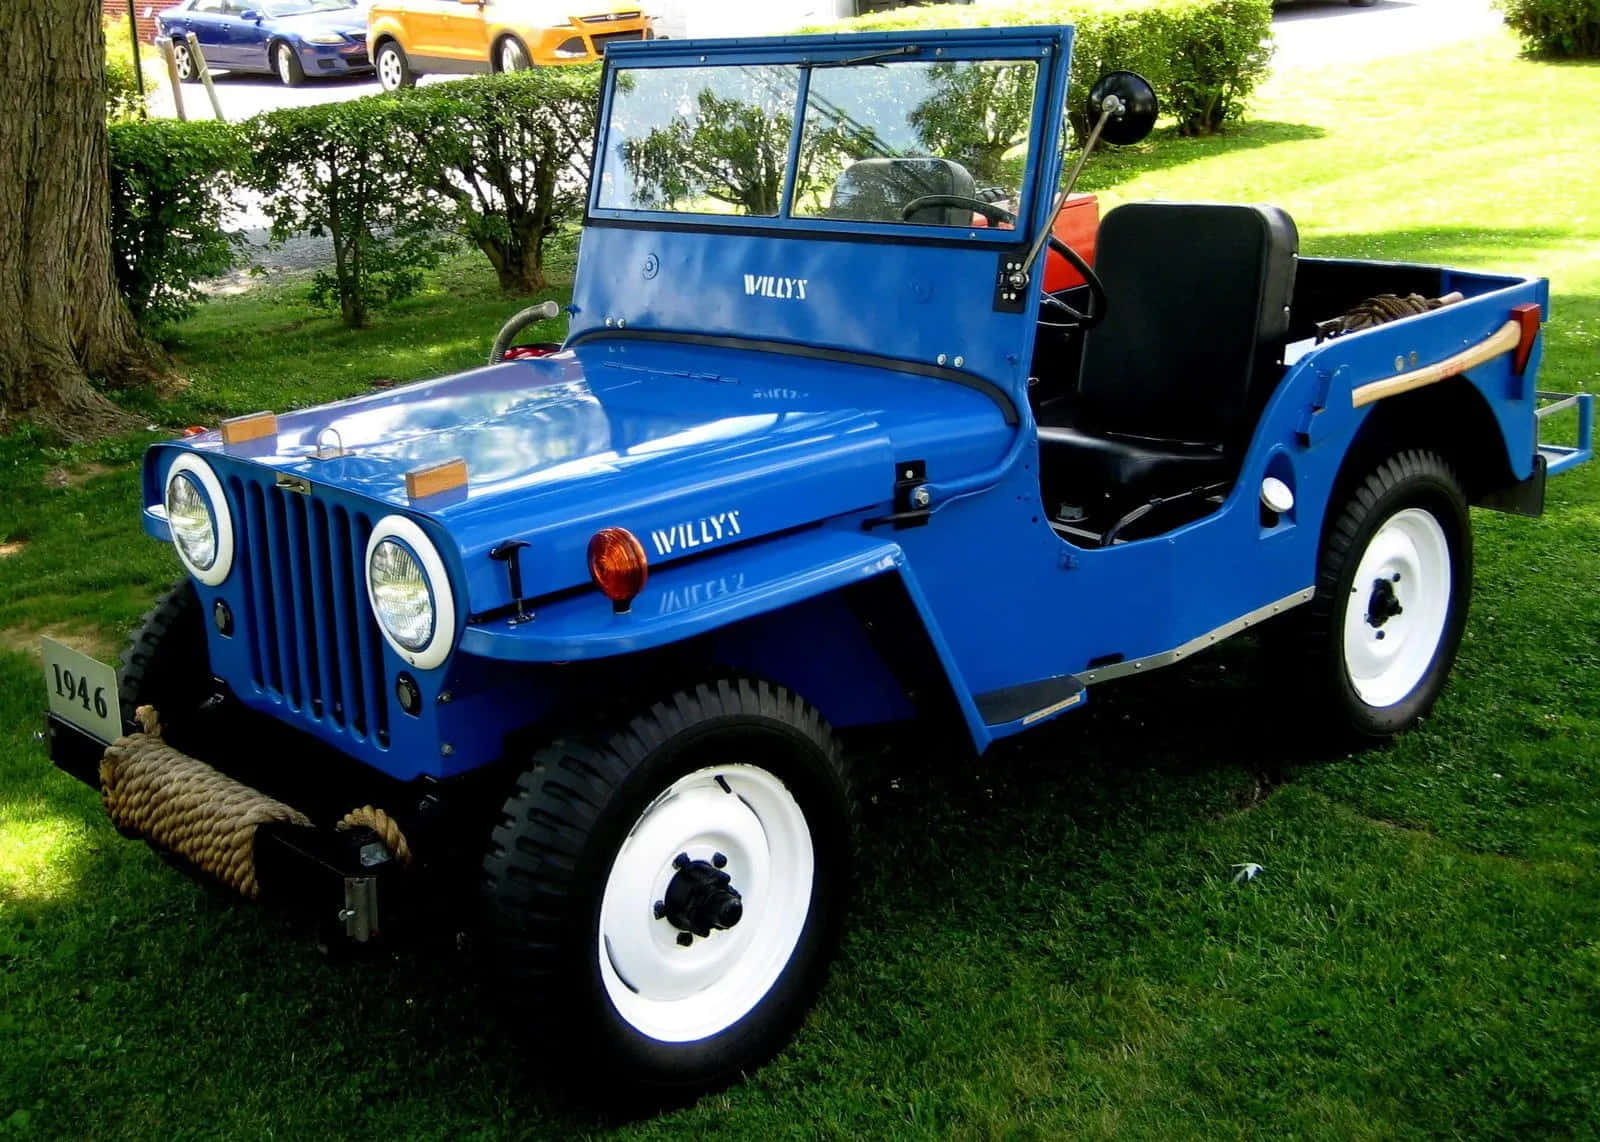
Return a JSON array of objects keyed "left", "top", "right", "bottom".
[
  {"left": 365, "top": 515, "right": 456, "bottom": 670},
  {"left": 165, "top": 454, "right": 234, "bottom": 587}
]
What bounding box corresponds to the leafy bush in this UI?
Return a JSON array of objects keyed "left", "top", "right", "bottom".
[
  {"left": 104, "top": 18, "right": 152, "bottom": 122},
  {"left": 399, "top": 67, "right": 600, "bottom": 294},
  {"left": 1497, "top": 0, "right": 1600, "bottom": 56},
  {"left": 108, "top": 120, "right": 245, "bottom": 330},
  {"left": 243, "top": 99, "right": 453, "bottom": 328},
  {"left": 810, "top": 0, "right": 1275, "bottom": 141}
]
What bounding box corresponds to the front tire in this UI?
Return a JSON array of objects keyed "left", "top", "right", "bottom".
[
  {"left": 117, "top": 580, "right": 219, "bottom": 753},
  {"left": 1302, "top": 449, "right": 1472, "bottom": 738},
  {"left": 375, "top": 41, "right": 415, "bottom": 92},
  {"left": 481, "top": 679, "right": 855, "bottom": 1095},
  {"left": 274, "top": 41, "right": 306, "bottom": 87},
  {"left": 497, "top": 35, "right": 531, "bottom": 73}
]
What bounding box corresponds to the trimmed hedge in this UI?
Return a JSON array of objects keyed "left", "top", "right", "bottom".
[
  {"left": 398, "top": 67, "right": 601, "bottom": 293},
  {"left": 809, "top": 0, "right": 1275, "bottom": 139},
  {"left": 108, "top": 120, "right": 244, "bottom": 330},
  {"left": 242, "top": 98, "right": 455, "bottom": 328},
  {"left": 1497, "top": 0, "right": 1600, "bottom": 56}
]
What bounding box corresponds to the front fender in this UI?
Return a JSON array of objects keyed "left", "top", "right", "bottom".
[
  {"left": 458, "top": 524, "right": 991, "bottom": 749},
  {"left": 460, "top": 526, "right": 903, "bottom": 661}
]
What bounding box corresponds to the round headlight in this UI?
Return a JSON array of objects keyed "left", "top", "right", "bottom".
[
  {"left": 166, "top": 472, "right": 215, "bottom": 570},
  {"left": 164, "top": 454, "right": 233, "bottom": 586},
  {"left": 365, "top": 516, "right": 456, "bottom": 670},
  {"left": 369, "top": 539, "right": 434, "bottom": 651}
]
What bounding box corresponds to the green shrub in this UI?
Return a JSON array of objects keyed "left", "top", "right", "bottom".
[
  {"left": 104, "top": 18, "right": 151, "bottom": 122},
  {"left": 1497, "top": 0, "right": 1600, "bottom": 56},
  {"left": 243, "top": 99, "right": 453, "bottom": 328},
  {"left": 809, "top": 0, "right": 1275, "bottom": 141},
  {"left": 399, "top": 67, "right": 601, "bottom": 294},
  {"left": 108, "top": 120, "right": 245, "bottom": 330}
]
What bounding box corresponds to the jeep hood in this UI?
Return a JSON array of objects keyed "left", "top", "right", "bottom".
[{"left": 175, "top": 339, "right": 1011, "bottom": 614}]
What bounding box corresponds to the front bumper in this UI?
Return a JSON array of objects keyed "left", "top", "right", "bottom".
[
  {"left": 49, "top": 712, "right": 412, "bottom": 944},
  {"left": 298, "top": 40, "right": 372, "bottom": 74}
]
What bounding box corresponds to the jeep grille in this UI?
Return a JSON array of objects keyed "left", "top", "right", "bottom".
[{"left": 228, "top": 472, "right": 391, "bottom": 747}]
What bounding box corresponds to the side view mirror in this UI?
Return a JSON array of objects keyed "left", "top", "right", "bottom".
[
  {"left": 238, "top": 8, "right": 261, "bottom": 20},
  {"left": 1087, "top": 71, "right": 1158, "bottom": 146}
]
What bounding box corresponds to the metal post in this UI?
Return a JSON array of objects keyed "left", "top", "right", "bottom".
[
  {"left": 126, "top": 3, "right": 147, "bottom": 118},
  {"left": 186, "top": 32, "right": 225, "bottom": 121},
  {"left": 160, "top": 37, "right": 187, "bottom": 122}
]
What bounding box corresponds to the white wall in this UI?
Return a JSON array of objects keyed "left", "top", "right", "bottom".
[{"left": 647, "top": 0, "right": 856, "bottom": 41}]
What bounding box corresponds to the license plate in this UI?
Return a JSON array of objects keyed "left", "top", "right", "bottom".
[{"left": 42, "top": 637, "right": 122, "bottom": 745}]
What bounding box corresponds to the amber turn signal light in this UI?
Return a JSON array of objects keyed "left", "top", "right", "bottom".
[{"left": 588, "top": 527, "right": 648, "bottom": 612}]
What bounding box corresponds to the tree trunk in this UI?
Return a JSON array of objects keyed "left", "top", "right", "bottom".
[{"left": 0, "top": 1, "right": 159, "bottom": 440}]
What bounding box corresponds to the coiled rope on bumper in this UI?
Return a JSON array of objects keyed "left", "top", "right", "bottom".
[
  {"left": 100, "top": 706, "right": 415, "bottom": 898},
  {"left": 100, "top": 706, "right": 310, "bottom": 899}
]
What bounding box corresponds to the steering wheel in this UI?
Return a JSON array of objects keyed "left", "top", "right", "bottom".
[{"left": 899, "top": 195, "right": 1106, "bottom": 327}]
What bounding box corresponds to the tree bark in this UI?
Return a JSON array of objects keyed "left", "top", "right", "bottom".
[{"left": 0, "top": 0, "right": 160, "bottom": 440}]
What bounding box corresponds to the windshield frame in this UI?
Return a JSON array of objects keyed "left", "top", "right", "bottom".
[{"left": 585, "top": 29, "right": 1069, "bottom": 249}]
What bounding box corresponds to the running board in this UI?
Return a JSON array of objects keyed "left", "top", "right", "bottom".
[
  {"left": 975, "top": 675, "right": 1086, "bottom": 727},
  {"left": 1074, "top": 587, "right": 1316, "bottom": 686}
]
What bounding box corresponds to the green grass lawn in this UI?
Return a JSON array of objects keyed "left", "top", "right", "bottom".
[{"left": 4, "top": 29, "right": 1600, "bottom": 1140}]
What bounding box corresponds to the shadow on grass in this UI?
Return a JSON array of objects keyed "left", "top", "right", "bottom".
[
  {"left": 1079, "top": 121, "right": 1328, "bottom": 194},
  {"left": 1300, "top": 224, "right": 1577, "bottom": 264},
  {"left": 0, "top": 631, "right": 1356, "bottom": 1134}
]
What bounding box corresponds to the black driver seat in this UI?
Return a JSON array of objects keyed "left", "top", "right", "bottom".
[
  {"left": 826, "top": 158, "right": 976, "bottom": 226},
  {"left": 1036, "top": 202, "right": 1299, "bottom": 537}
]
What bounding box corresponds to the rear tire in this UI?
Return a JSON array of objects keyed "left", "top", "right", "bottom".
[
  {"left": 481, "top": 678, "right": 855, "bottom": 1096},
  {"left": 1300, "top": 450, "right": 1472, "bottom": 739},
  {"left": 375, "top": 41, "right": 415, "bottom": 91},
  {"left": 274, "top": 41, "right": 306, "bottom": 87},
  {"left": 172, "top": 40, "right": 198, "bottom": 83}
]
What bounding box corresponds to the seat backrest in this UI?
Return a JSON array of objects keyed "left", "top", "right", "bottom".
[
  {"left": 826, "top": 158, "right": 976, "bottom": 227},
  {"left": 1075, "top": 202, "right": 1298, "bottom": 445}
]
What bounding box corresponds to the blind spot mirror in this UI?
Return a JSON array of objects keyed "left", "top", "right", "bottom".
[{"left": 1088, "top": 71, "right": 1158, "bottom": 146}]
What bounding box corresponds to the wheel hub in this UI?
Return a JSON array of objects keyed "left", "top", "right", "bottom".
[
  {"left": 657, "top": 852, "right": 742, "bottom": 943},
  {"left": 1365, "top": 575, "right": 1404, "bottom": 629}
]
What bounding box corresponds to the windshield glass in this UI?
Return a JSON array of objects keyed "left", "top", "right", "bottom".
[
  {"left": 595, "top": 52, "right": 1041, "bottom": 229},
  {"left": 259, "top": 0, "right": 356, "bottom": 16}
]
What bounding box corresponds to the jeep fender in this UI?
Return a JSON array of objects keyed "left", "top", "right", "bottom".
[{"left": 457, "top": 526, "right": 990, "bottom": 748}]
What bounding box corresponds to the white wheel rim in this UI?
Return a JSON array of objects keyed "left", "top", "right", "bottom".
[
  {"left": 502, "top": 42, "right": 519, "bottom": 70},
  {"left": 597, "top": 763, "right": 814, "bottom": 1043},
  {"left": 277, "top": 46, "right": 292, "bottom": 82},
  {"left": 379, "top": 50, "right": 401, "bottom": 89},
  {"left": 1341, "top": 506, "right": 1452, "bottom": 708},
  {"left": 175, "top": 44, "right": 192, "bottom": 77}
]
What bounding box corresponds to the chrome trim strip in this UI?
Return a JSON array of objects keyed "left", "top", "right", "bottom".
[
  {"left": 1021, "top": 690, "right": 1084, "bottom": 726},
  {"left": 1074, "top": 587, "right": 1316, "bottom": 686}
]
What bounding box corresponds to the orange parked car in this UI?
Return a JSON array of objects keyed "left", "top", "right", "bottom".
[{"left": 368, "top": 0, "right": 652, "bottom": 91}]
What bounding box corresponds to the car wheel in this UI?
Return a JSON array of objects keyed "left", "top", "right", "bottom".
[
  {"left": 481, "top": 678, "right": 856, "bottom": 1095},
  {"left": 498, "top": 36, "right": 531, "bottom": 72},
  {"left": 172, "top": 40, "right": 198, "bottom": 83},
  {"left": 1299, "top": 449, "right": 1472, "bottom": 739},
  {"left": 375, "top": 41, "right": 414, "bottom": 91},
  {"left": 274, "top": 41, "right": 306, "bottom": 87},
  {"left": 117, "top": 580, "right": 219, "bottom": 754}
]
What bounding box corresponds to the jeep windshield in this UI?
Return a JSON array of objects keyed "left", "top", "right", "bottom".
[{"left": 592, "top": 48, "right": 1045, "bottom": 234}]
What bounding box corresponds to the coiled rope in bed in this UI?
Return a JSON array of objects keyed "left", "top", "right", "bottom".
[
  {"left": 100, "top": 706, "right": 412, "bottom": 899},
  {"left": 1316, "top": 292, "right": 1462, "bottom": 342}
]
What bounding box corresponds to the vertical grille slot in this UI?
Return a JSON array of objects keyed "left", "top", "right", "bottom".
[{"left": 226, "top": 471, "right": 388, "bottom": 749}]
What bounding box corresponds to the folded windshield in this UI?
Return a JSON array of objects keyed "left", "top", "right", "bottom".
[{"left": 595, "top": 53, "right": 1041, "bottom": 230}]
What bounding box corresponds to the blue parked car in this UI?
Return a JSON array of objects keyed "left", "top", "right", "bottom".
[
  {"left": 45, "top": 24, "right": 1593, "bottom": 1097},
  {"left": 154, "top": 0, "right": 372, "bottom": 86}
]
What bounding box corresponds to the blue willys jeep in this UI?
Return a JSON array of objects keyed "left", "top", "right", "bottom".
[{"left": 44, "top": 24, "right": 1594, "bottom": 1095}]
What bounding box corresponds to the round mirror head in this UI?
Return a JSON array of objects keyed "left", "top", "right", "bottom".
[{"left": 1087, "top": 71, "right": 1158, "bottom": 146}]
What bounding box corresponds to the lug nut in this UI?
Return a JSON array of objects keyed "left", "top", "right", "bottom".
[
  {"left": 677, "top": 932, "right": 694, "bottom": 947},
  {"left": 653, "top": 900, "right": 666, "bottom": 919},
  {"left": 712, "top": 852, "right": 727, "bottom": 869},
  {"left": 673, "top": 852, "right": 690, "bottom": 869}
]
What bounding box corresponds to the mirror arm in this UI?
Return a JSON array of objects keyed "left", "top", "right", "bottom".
[{"left": 1011, "top": 93, "right": 1125, "bottom": 290}]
